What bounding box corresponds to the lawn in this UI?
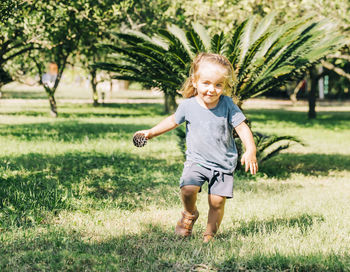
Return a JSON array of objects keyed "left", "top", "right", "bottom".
[{"left": 0, "top": 92, "right": 349, "bottom": 271}]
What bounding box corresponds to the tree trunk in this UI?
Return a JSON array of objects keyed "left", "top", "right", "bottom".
[
  {"left": 290, "top": 80, "right": 305, "bottom": 104},
  {"left": 110, "top": 80, "right": 113, "bottom": 93},
  {"left": 90, "top": 69, "right": 99, "bottom": 106},
  {"left": 164, "top": 92, "right": 177, "bottom": 113},
  {"left": 43, "top": 84, "right": 58, "bottom": 117},
  {"left": 0, "top": 67, "right": 12, "bottom": 87},
  {"left": 48, "top": 93, "right": 58, "bottom": 117},
  {"left": 308, "top": 67, "right": 317, "bottom": 119}
]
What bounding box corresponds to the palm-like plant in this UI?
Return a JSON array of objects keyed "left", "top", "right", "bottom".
[
  {"left": 176, "top": 126, "right": 304, "bottom": 170},
  {"left": 235, "top": 132, "right": 304, "bottom": 170},
  {"left": 95, "top": 14, "right": 343, "bottom": 169},
  {"left": 95, "top": 13, "right": 344, "bottom": 111}
]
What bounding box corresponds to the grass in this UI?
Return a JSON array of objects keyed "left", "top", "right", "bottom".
[
  {"left": 0, "top": 81, "right": 162, "bottom": 101},
  {"left": 0, "top": 94, "right": 349, "bottom": 271}
]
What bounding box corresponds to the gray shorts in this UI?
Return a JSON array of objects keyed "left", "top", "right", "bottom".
[{"left": 179, "top": 161, "right": 234, "bottom": 198}]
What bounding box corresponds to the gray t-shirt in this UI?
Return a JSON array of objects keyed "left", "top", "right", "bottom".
[{"left": 174, "top": 95, "right": 246, "bottom": 172}]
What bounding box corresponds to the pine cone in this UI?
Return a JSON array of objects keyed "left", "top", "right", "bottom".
[{"left": 133, "top": 133, "right": 147, "bottom": 147}]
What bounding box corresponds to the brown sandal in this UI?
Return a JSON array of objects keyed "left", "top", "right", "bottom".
[
  {"left": 203, "top": 232, "right": 215, "bottom": 243},
  {"left": 175, "top": 210, "right": 199, "bottom": 237}
]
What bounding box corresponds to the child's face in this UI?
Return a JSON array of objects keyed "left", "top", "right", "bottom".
[{"left": 193, "top": 61, "right": 228, "bottom": 109}]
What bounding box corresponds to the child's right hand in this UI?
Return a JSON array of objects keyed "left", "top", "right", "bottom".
[
  {"left": 240, "top": 151, "right": 258, "bottom": 175},
  {"left": 134, "top": 129, "right": 153, "bottom": 140}
]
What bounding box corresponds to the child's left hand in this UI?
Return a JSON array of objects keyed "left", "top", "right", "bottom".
[{"left": 241, "top": 151, "right": 258, "bottom": 175}]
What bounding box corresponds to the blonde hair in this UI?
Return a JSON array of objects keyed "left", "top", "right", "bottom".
[{"left": 179, "top": 52, "right": 234, "bottom": 98}]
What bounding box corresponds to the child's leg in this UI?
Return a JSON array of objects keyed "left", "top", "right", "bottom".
[
  {"left": 181, "top": 185, "right": 200, "bottom": 213},
  {"left": 204, "top": 194, "right": 226, "bottom": 241},
  {"left": 175, "top": 185, "right": 200, "bottom": 237}
]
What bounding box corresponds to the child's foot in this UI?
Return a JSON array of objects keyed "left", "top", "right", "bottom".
[
  {"left": 203, "top": 232, "right": 215, "bottom": 243},
  {"left": 175, "top": 210, "right": 199, "bottom": 237}
]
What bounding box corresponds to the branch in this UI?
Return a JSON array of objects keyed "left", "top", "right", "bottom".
[
  {"left": 0, "top": 39, "right": 14, "bottom": 55},
  {"left": 5, "top": 41, "right": 26, "bottom": 53},
  {"left": 321, "top": 60, "right": 350, "bottom": 81},
  {"left": 52, "top": 55, "right": 68, "bottom": 91},
  {"left": 2, "top": 45, "right": 34, "bottom": 62},
  {"left": 31, "top": 56, "right": 44, "bottom": 85}
]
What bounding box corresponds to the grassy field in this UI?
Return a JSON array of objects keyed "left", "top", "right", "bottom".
[{"left": 0, "top": 88, "right": 349, "bottom": 271}]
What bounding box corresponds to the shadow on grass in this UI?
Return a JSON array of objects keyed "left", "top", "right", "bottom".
[
  {"left": 235, "top": 152, "right": 350, "bottom": 180},
  {"left": 219, "top": 253, "right": 349, "bottom": 272},
  {"left": 0, "top": 151, "right": 182, "bottom": 228},
  {"left": 229, "top": 213, "right": 325, "bottom": 236},
  {"left": 246, "top": 109, "right": 350, "bottom": 130},
  {"left": 1, "top": 223, "right": 348, "bottom": 271},
  {"left": 1, "top": 150, "right": 348, "bottom": 228},
  {"left": 0, "top": 121, "right": 150, "bottom": 142},
  {"left": 1, "top": 90, "right": 47, "bottom": 99},
  {"left": 0, "top": 103, "right": 165, "bottom": 118},
  {"left": 260, "top": 153, "right": 350, "bottom": 179}
]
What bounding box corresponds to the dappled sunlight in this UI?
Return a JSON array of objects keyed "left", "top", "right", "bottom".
[
  {"left": 0, "top": 150, "right": 183, "bottom": 227},
  {"left": 1, "top": 219, "right": 349, "bottom": 271}
]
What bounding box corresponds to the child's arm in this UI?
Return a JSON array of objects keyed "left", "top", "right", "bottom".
[
  {"left": 134, "top": 114, "right": 179, "bottom": 140},
  {"left": 235, "top": 122, "right": 258, "bottom": 175}
]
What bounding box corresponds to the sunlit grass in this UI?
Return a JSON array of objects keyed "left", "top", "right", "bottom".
[
  {"left": 1, "top": 82, "right": 162, "bottom": 100},
  {"left": 0, "top": 99, "right": 349, "bottom": 271}
]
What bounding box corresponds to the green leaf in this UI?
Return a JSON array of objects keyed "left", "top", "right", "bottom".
[
  {"left": 167, "top": 24, "right": 193, "bottom": 58},
  {"left": 186, "top": 29, "right": 206, "bottom": 55},
  {"left": 192, "top": 22, "right": 211, "bottom": 51},
  {"left": 210, "top": 32, "right": 225, "bottom": 54}
]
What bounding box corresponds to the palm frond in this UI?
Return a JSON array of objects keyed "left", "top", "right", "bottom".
[
  {"left": 92, "top": 62, "right": 141, "bottom": 74},
  {"left": 186, "top": 29, "right": 206, "bottom": 55},
  {"left": 210, "top": 32, "right": 226, "bottom": 54},
  {"left": 158, "top": 29, "right": 191, "bottom": 68},
  {"left": 226, "top": 20, "right": 248, "bottom": 66},
  {"left": 259, "top": 144, "right": 290, "bottom": 163},
  {"left": 96, "top": 14, "right": 345, "bottom": 108},
  {"left": 167, "top": 24, "right": 193, "bottom": 58},
  {"left": 238, "top": 16, "right": 256, "bottom": 65},
  {"left": 123, "top": 29, "right": 168, "bottom": 50},
  {"left": 251, "top": 12, "right": 276, "bottom": 43},
  {"left": 258, "top": 135, "right": 303, "bottom": 153},
  {"left": 192, "top": 22, "right": 211, "bottom": 51},
  {"left": 237, "top": 32, "right": 270, "bottom": 81}
]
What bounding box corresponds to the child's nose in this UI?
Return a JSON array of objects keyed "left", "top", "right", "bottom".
[{"left": 207, "top": 84, "right": 215, "bottom": 92}]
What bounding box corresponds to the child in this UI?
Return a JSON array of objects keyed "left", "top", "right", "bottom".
[{"left": 134, "top": 52, "right": 258, "bottom": 242}]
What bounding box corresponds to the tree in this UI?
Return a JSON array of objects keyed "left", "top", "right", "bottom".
[
  {"left": 25, "top": 1, "right": 85, "bottom": 117},
  {"left": 95, "top": 14, "right": 344, "bottom": 112},
  {"left": 74, "top": 0, "right": 125, "bottom": 106},
  {"left": 12, "top": 0, "right": 134, "bottom": 116},
  {"left": 79, "top": 0, "right": 186, "bottom": 106},
  {"left": 0, "top": 0, "right": 35, "bottom": 89},
  {"left": 72, "top": 0, "right": 168, "bottom": 106}
]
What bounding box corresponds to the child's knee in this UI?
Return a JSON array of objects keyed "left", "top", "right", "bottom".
[
  {"left": 181, "top": 185, "right": 200, "bottom": 197},
  {"left": 209, "top": 195, "right": 226, "bottom": 209}
]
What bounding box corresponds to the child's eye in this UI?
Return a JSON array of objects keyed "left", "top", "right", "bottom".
[{"left": 216, "top": 83, "right": 223, "bottom": 88}]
